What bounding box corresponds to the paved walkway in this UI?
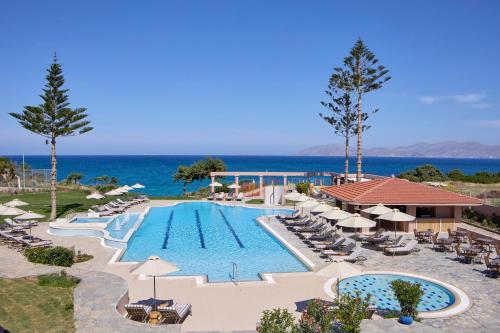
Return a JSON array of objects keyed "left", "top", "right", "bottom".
[{"left": 357, "top": 241, "right": 500, "bottom": 332}]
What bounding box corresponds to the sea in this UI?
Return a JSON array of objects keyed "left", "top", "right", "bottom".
[{"left": 6, "top": 155, "right": 500, "bottom": 196}]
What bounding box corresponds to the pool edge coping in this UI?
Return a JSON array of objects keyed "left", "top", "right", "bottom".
[{"left": 324, "top": 270, "right": 471, "bottom": 319}]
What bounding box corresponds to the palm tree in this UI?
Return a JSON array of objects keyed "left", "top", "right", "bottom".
[
  {"left": 343, "top": 39, "right": 391, "bottom": 181},
  {"left": 173, "top": 165, "right": 193, "bottom": 195},
  {"left": 10, "top": 55, "right": 92, "bottom": 220}
]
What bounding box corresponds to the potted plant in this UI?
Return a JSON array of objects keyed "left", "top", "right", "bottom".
[{"left": 390, "top": 280, "right": 424, "bottom": 325}]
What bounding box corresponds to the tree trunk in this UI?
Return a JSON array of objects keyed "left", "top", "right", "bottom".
[
  {"left": 183, "top": 182, "right": 187, "bottom": 195},
  {"left": 50, "top": 137, "right": 57, "bottom": 221},
  {"left": 356, "top": 92, "right": 363, "bottom": 182},
  {"left": 344, "top": 135, "right": 349, "bottom": 182}
]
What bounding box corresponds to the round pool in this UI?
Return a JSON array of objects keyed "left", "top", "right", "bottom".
[{"left": 339, "top": 274, "right": 456, "bottom": 312}]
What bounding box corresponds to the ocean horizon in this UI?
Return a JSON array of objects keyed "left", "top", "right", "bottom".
[{"left": 6, "top": 155, "right": 500, "bottom": 196}]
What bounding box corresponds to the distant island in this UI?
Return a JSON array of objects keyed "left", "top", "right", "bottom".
[{"left": 297, "top": 141, "right": 500, "bottom": 158}]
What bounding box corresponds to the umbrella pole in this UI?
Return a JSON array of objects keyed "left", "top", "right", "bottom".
[{"left": 153, "top": 275, "right": 157, "bottom": 311}]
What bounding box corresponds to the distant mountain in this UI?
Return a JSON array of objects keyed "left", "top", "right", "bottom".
[{"left": 297, "top": 141, "right": 500, "bottom": 158}]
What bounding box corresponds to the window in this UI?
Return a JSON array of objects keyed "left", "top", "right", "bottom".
[{"left": 416, "top": 207, "right": 436, "bottom": 218}]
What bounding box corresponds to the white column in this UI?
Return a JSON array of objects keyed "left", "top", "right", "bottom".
[
  {"left": 282, "top": 176, "right": 287, "bottom": 205},
  {"left": 235, "top": 176, "right": 239, "bottom": 195},
  {"left": 210, "top": 176, "right": 215, "bottom": 193},
  {"left": 259, "top": 176, "right": 264, "bottom": 198}
]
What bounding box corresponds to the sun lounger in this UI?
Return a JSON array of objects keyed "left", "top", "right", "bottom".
[
  {"left": 321, "top": 242, "right": 355, "bottom": 258},
  {"left": 375, "top": 235, "right": 405, "bottom": 251},
  {"left": 5, "top": 218, "right": 35, "bottom": 229},
  {"left": 383, "top": 239, "right": 418, "bottom": 255},
  {"left": 20, "top": 238, "right": 52, "bottom": 248},
  {"left": 307, "top": 229, "right": 334, "bottom": 242},
  {"left": 278, "top": 210, "right": 301, "bottom": 220},
  {"left": 226, "top": 193, "right": 234, "bottom": 201},
  {"left": 236, "top": 192, "right": 244, "bottom": 201},
  {"left": 215, "top": 192, "right": 225, "bottom": 201},
  {"left": 284, "top": 217, "right": 309, "bottom": 226},
  {"left": 342, "top": 247, "right": 367, "bottom": 263},
  {"left": 124, "top": 303, "right": 152, "bottom": 323},
  {"left": 158, "top": 303, "right": 192, "bottom": 324},
  {"left": 207, "top": 193, "right": 215, "bottom": 200},
  {"left": 294, "top": 222, "right": 323, "bottom": 234},
  {"left": 314, "top": 237, "right": 345, "bottom": 250},
  {"left": 366, "top": 234, "right": 390, "bottom": 245}
]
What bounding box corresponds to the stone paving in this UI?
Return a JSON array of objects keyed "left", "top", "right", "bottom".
[{"left": 356, "top": 241, "right": 500, "bottom": 332}]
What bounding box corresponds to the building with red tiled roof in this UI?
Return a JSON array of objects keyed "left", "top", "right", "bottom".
[{"left": 321, "top": 178, "right": 482, "bottom": 232}]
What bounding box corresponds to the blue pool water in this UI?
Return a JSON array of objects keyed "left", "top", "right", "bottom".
[
  {"left": 105, "top": 213, "right": 140, "bottom": 239},
  {"left": 72, "top": 217, "right": 111, "bottom": 223},
  {"left": 339, "top": 274, "right": 455, "bottom": 312},
  {"left": 120, "top": 202, "right": 308, "bottom": 282}
]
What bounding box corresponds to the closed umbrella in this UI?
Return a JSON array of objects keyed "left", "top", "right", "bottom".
[
  {"left": 361, "top": 203, "right": 392, "bottom": 216},
  {"left": 4, "top": 199, "right": 29, "bottom": 207},
  {"left": 337, "top": 213, "right": 376, "bottom": 229},
  {"left": 131, "top": 183, "right": 145, "bottom": 189},
  {"left": 377, "top": 209, "right": 415, "bottom": 238},
  {"left": 131, "top": 256, "right": 179, "bottom": 310},
  {"left": 310, "top": 202, "right": 333, "bottom": 214},
  {"left": 86, "top": 192, "right": 105, "bottom": 200}
]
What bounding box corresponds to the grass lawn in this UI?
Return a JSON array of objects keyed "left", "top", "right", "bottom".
[
  {"left": 0, "top": 189, "right": 117, "bottom": 219},
  {"left": 245, "top": 198, "right": 264, "bottom": 204},
  {"left": 0, "top": 275, "right": 76, "bottom": 333}
]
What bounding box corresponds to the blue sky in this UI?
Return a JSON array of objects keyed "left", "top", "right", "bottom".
[{"left": 1, "top": 0, "right": 499, "bottom": 155}]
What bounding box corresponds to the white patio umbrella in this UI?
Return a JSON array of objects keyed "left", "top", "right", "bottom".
[
  {"left": 121, "top": 185, "right": 134, "bottom": 191},
  {"left": 131, "top": 256, "right": 179, "bottom": 310},
  {"left": 361, "top": 203, "right": 392, "bottom": 216},
  {"left": 284, "top": 192, "right": 301, "bottom": 201},
  {"left": 310, "top": 202, "right": 334, "bottom": 214},
  {"left": 86, "top": 192, "right": 105, "bottom": 200},
  {"left": 115, "top": 186, "right": 129, "bottom": 193},
  {"left": 0, "top": 207, "right": 26, "bottom": 216},
  {"left": 0, "top": 204, "right": 8, "bottom": 213},
  {"left": 295, "top": 194, "right": 310, "bottom": 202},
  {"left": 4, "top": 199, "right": 29, "bottom": 207},
  {"left": 105, "top": 189, "right": 122, "bottom": 196},
  {"left": 318, "top": 207, "right": 352, "bottom": 221},
  {"left": 228, "top": 183, "right": 241, "bottom": 189},
  {"left": 297, "top": 199, "right": 319, "bottom": 215},
  {"left": 15, "top": 211, "right": 45, "bottom": 220},
  {"left": 209, "top": 181, "right": 222, "bottom": 187},
  {"left": 337, "top": 213, "right": 376, "bottom": 229},
  {"left": 131, "top": 183, "right": 145, "bottom": 189},
  {"left": 377, "top": 209, "right": 415, "bottom": 238}
]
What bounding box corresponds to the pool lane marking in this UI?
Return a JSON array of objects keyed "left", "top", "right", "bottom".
[
  {"left": 162, "top": 211, "right": 174, "bottom": 249},
  {"left": 218, "top": 209, "right": 244, "bottom": 248},
  {"left": 195, "top": 210, "right": 206, "bottom": 248}
]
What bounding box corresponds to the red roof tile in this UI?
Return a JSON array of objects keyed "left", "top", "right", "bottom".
[{"left": 321, "top": 178, "right": 482, "bottom": 206}]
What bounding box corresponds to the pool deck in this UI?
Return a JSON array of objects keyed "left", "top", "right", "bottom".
[{"left": 1, "top": 200, "right": 499, "bottom": 332}]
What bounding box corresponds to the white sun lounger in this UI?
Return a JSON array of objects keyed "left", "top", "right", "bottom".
[{"left": 383, "top": 239, "right": 418, "bottom": 255}]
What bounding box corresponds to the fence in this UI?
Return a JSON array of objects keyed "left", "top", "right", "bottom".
[{"left": 0, "top": 168, "right": 51, "bottom": 192}]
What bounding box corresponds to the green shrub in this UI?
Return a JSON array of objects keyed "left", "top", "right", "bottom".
[
  {"left": 390, "top": 280, "right": 424, "bottom": 319},
  {"left": 257, "top": 308, "right": 296, "bottom": 333},
  {"left": 297, "top": 299, "right": 335, "bottom": 333},
  {"left": 398, "top": 164, "right": 447, "bottom": 182},
  {"left": 24, "top": 246, "right": 74, "bottom": 267},
  {"left": 37, "top": 270, "right": 80, "bottom": 288},
  {"left": 296, "top": 182, "right": 309, "bottom": 194},
  {"left": 332, "top": 292, "right": 371, "bottom": 333}
]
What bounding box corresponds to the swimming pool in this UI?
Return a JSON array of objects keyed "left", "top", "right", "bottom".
[
  {"left": 339, "top": 274, "right": 456, "bottom": 312},
  {"left": 120, "top": 202, "right": 308, "bottom": 282},
  {"left": 72, "top": 217, "right": 111, "bottom": 223},
  {"left": 105, "top": 213, "right": 140, "bottom": 239}
]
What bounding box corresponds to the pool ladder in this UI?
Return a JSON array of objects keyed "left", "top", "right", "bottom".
[{"left": 231, "top": 262, "right": 239, "bottom": 282}]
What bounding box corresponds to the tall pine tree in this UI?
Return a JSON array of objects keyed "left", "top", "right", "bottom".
[{"left": 10, "top": 54, "right": 92, "bottom": 220}]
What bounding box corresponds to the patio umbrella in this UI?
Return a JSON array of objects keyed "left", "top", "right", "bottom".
[
  {"left": 284, "top": 192, "right": 301, "bottom": 201},
  {"left": 310, "top": 202, "right": 333, "bottom": 214},
  {"left": 208, "top": 181, "right": 222, "bottom": 187},
  {"left": 0, "top": 207, "right": 26, "bottom": 216},
  {"left": 0, "top": 204, "right": 8, "bottom": 213},
  {"left": 15, "top": 211, "right": 45, "bottom": 236},
  {"left": 86, "top": 192, "right": 105, "bottom": 200},
  {"left": 228, "top": 183, "right": 241, "bottom": 189},
  {"left": 318, "top": 207, "right": 352, "bottom": 221},
  {"left": 4, "top": 199, "right": 29, "bottom": 207},
  {"left": 115, "top": 186, "right": 129, "bottom": 193},
  {"left": 361, "top": 203, "right": 392, "bottom": 216},
  {"left": 131, "top": 256, "right": 179, "bottom": 311},
  {"left": 336, "top": 213, "right": 376, "bottom": 229},
  {"left": 121, "top": 185, "right": 134, "bottom": 191},
  {"left": 105, "top": 189, "right": 122, "bottom": 196},
  {"left": 377, "top": 209, "right": 415, "bottom": 238},
  {"left": 131, "top": 183, "right": 145, "bottom": 189},
  {"left": 295, "top": 194, "right": 310, "bottom": 202},
  {"left": 296, "top": 199, "right": 318, "bottom": 213}
]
